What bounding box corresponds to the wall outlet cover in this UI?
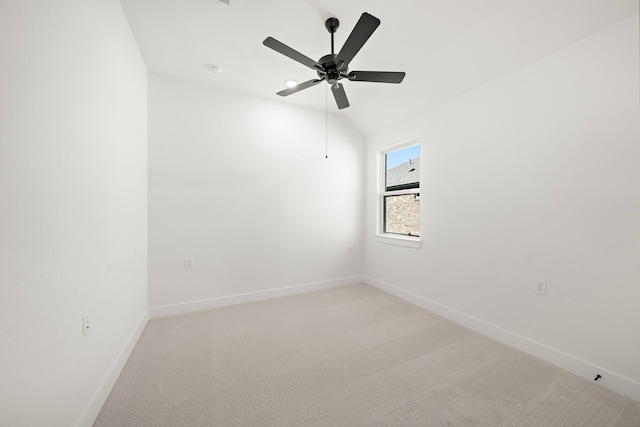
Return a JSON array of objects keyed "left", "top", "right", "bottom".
[
  {"left": 82, "top": 316, "right": 91, "bottom": 337},
  {"left": 535, "top": 280, "right": 548, "bottom": 296}
]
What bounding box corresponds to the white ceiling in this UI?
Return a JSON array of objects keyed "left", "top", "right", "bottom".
[{"left": 119, "top": 0, "right": 638, "bottom": 135}]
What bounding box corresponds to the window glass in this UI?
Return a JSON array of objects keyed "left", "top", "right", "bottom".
[
  {"left": 384, "top": 193, "right": 420, "bottom": 237},
  {"left": 385, "top": 145, "right": 420, "bottom": 191},
  {"left": 381, "top": 143, "right": 420, "bottom": 238}
]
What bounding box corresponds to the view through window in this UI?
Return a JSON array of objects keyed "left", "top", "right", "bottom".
[{"left": 382, "top": 143, "right": 420, "bottom": 237}]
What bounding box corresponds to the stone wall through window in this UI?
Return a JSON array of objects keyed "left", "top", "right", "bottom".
[{"left": 384, "top": 194, "right": 420, "bottom": 237}]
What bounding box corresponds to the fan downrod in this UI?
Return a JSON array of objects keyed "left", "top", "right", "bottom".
[{"left": 325, "top": 17, "right": 339, "bottom": 55}]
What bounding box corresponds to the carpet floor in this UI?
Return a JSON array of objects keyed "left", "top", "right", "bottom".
[{"left": 94, "top": 284, "right": 640, "bottom": 426}]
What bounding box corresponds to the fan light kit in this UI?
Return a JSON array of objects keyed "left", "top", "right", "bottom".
[{"left": 263, "top": 12, "right": 405, "bottom": 109}]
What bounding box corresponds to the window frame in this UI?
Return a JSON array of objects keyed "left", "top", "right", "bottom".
[{"left": 376, "top": 138, "right": 422, "bottom": 248}]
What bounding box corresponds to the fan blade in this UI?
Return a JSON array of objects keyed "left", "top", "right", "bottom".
[
  {"left": 263, "top": 37, "right": 323, "bottom": 72},
  {"left": 331, "top": 83, "right": 350, "bottom": 109},
  {"left": 336, "top": 13, "right": 380, "bottom": 69},
  {"left": 277, "top": 79, "right": 323, "bottom": 97},
  {"left": 347, "top": 71, "right": 405, "bottom": 83}
]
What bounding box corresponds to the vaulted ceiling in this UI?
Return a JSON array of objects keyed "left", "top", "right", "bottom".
[{"left": 119, "top": 0, "right": 638, "bottom": 135}]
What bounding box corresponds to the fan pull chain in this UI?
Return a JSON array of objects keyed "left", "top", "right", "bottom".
[{"left": 325, "top": 84, "right": 328, "bottom": 159}]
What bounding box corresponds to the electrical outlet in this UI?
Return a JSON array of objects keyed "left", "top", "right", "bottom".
[
  {"left": 82, "top": 316, "right": 91, "bottom": 337},
  {"left": 534, "top": 280, "right": 548, "bottom": 296},
  {"left": 184, "top": 259, "right": 193, "bottom": 270}
]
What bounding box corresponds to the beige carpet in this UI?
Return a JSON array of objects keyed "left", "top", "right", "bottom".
[{"left": 95, "top": 284, "right": 640, "bottom": 426}]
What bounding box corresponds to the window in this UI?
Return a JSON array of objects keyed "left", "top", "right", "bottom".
[{"left": 379, "top": 141, "right": 420, "bottom": 242}]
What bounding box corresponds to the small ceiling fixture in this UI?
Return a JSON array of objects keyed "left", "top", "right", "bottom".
[
  {"left": 284, "top": 80, "right": 298, "bottom": 88},
  {"left": 208, "top": 65, "right": 223, "bottom": 75}
]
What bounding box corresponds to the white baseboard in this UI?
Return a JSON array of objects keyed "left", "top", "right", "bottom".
[
  {"left": 75, "top": 310, "right": 149, "bottom": 427},
  {"left": 364, "top": 275, "right": 640, "bottom": 404},
  {"left": 149, "top": 276, "right": 364, "bottom": 319}
]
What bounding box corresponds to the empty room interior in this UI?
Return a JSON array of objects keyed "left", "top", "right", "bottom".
[{"left": 2, "top": 0, "right": 640, "bottom": 426}]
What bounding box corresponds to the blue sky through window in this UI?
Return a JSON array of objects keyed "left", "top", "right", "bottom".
[{"left": 386, "top": 145, "right": 420, "bottom": 169}]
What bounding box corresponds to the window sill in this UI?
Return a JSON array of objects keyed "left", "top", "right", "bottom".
[{"left": 375, "top": 234, "right": 422, "bottom": 248}]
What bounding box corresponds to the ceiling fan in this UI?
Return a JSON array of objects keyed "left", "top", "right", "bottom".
[{"left": 263, "top": 12, "right": 406, "bottom": 110}]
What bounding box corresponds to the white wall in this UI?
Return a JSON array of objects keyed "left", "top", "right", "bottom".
[
  {"left": 365, "top": 15, "right": 640, "bottom": 401},
  {"left": 0, "top": 1, "right": 148, "bottom": 426},
  {"left": 148, "top": 74, "right": 365, "bottom": 313}
]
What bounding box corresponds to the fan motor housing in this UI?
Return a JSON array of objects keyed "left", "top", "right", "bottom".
[{"left": 318, "top": 54, "right": 343, "bottom": 84}]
